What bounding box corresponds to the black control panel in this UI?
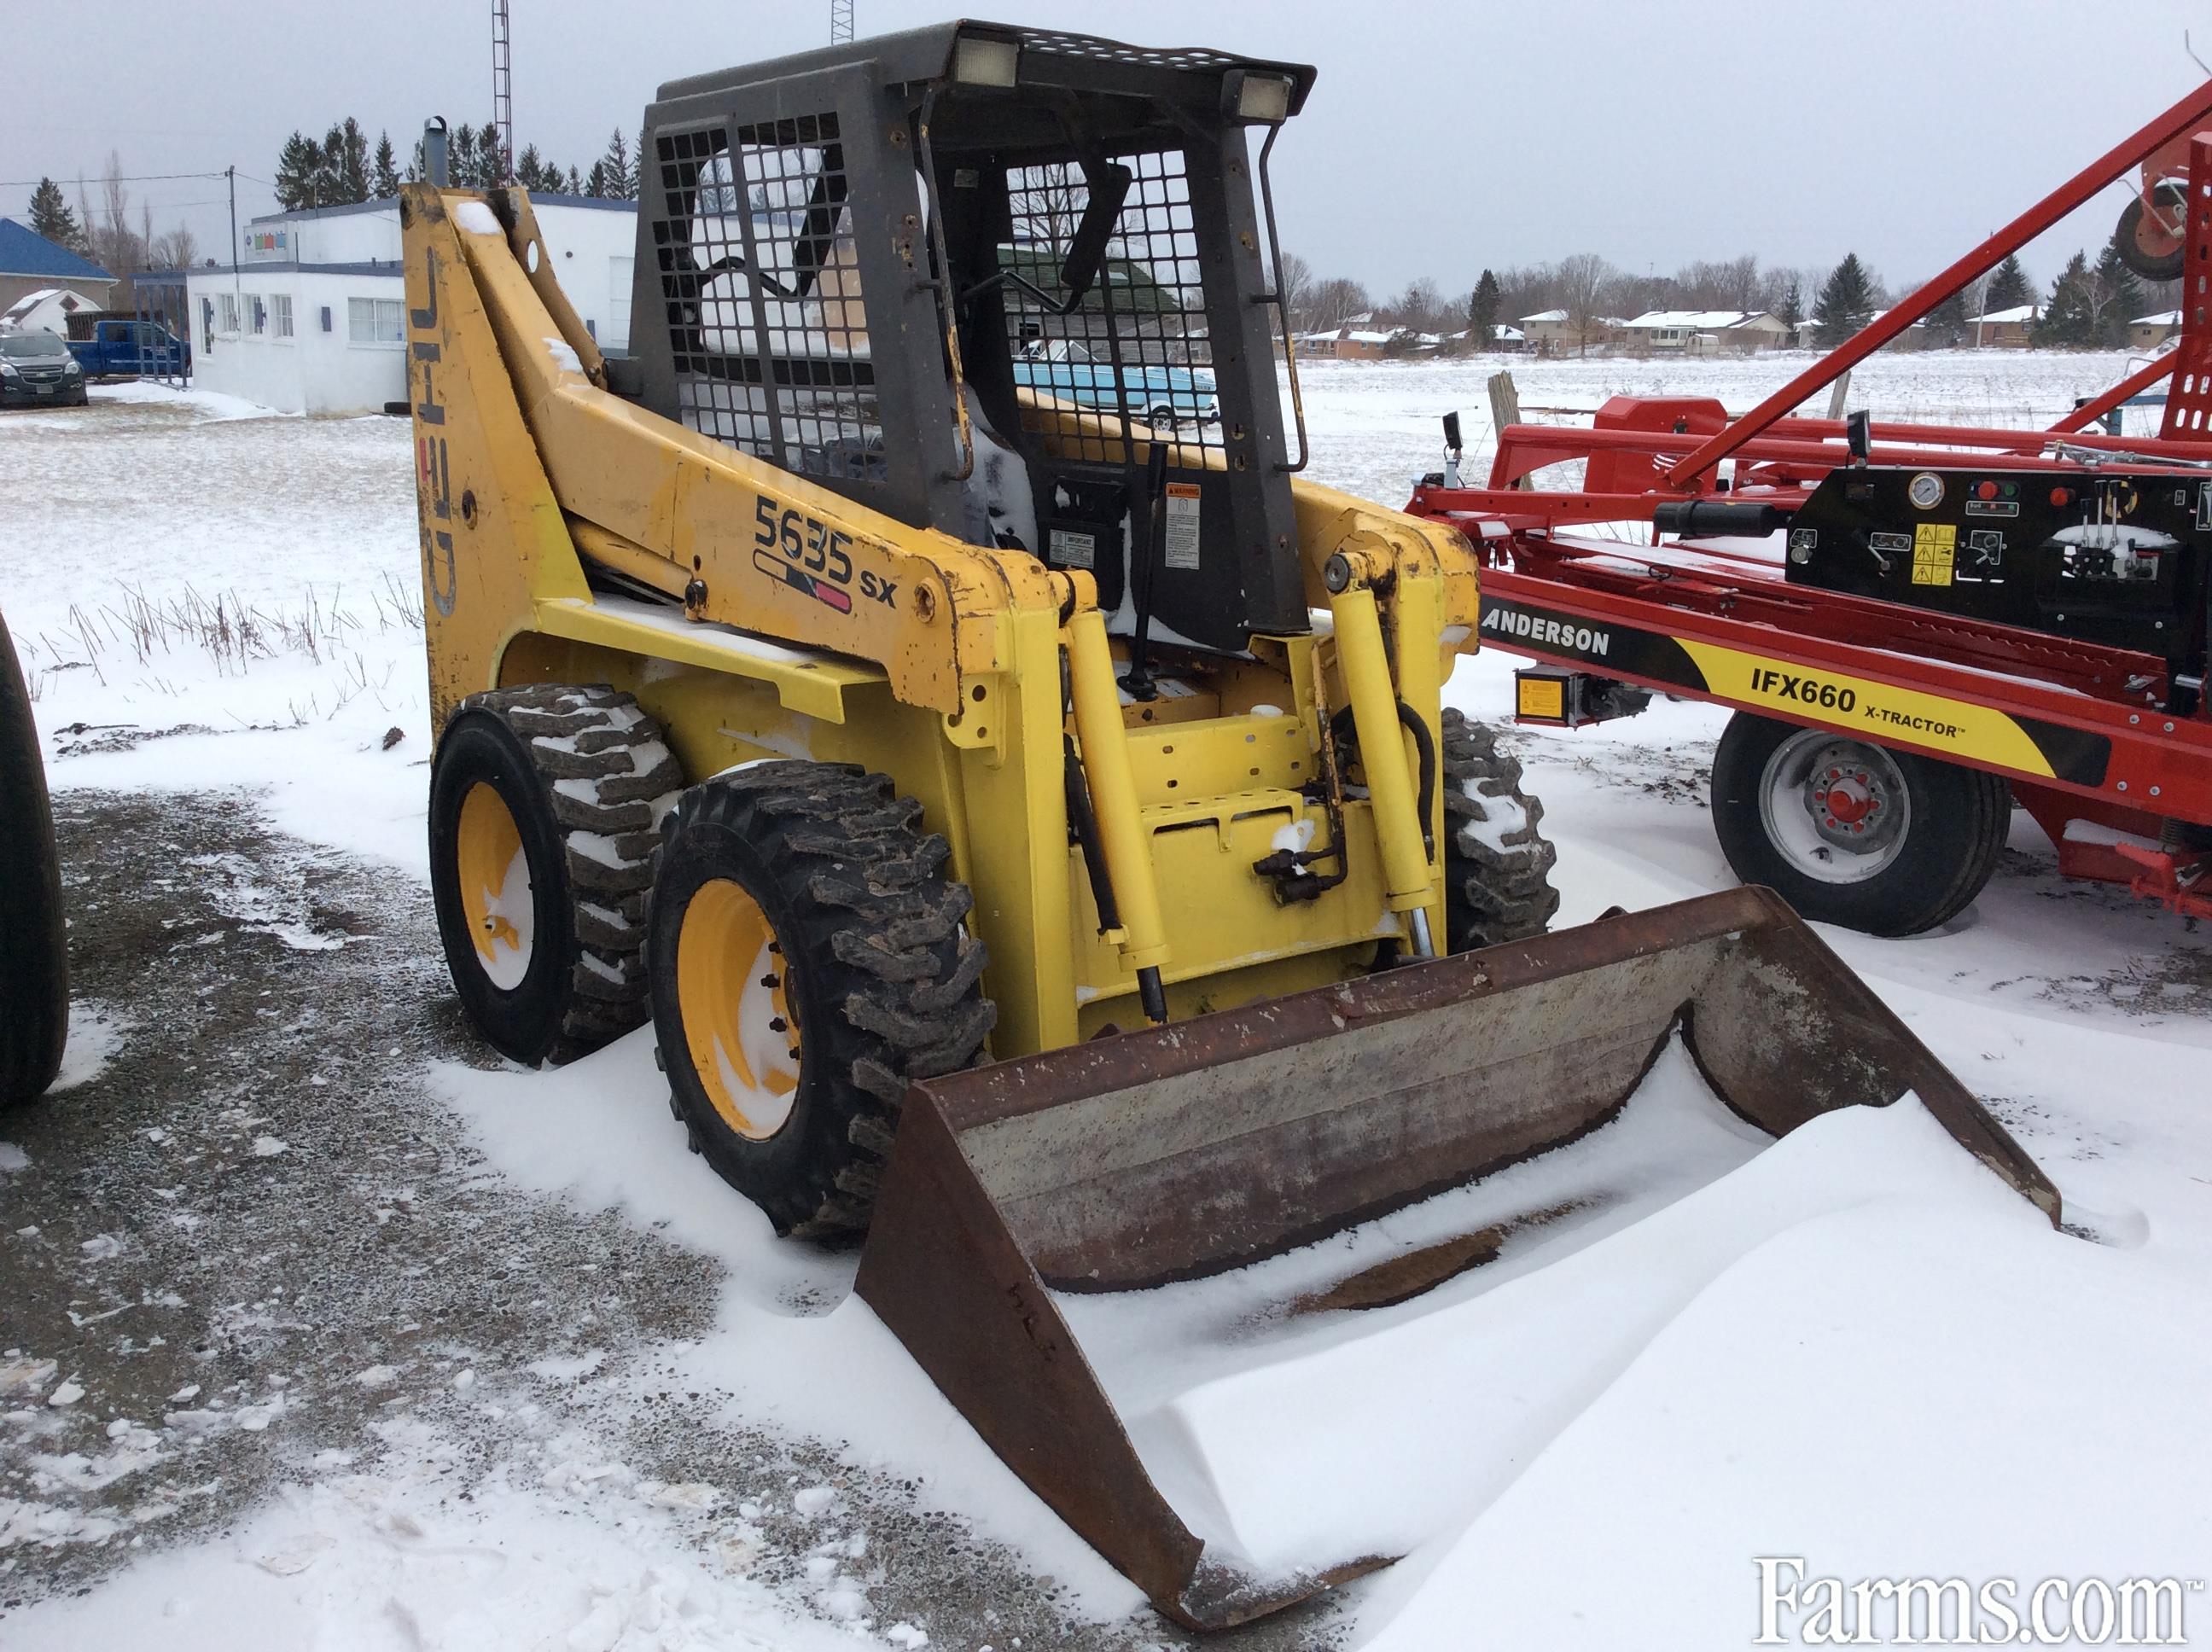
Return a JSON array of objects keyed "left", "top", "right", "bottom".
[{"left": 1784, "top": 465, "right": 2209, "bottom": 680}]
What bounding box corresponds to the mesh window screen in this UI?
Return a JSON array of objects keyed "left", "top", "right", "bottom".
[
  {"left": 1003, "top": 149, "right": 1221, "bottom": 466},
  {"left": 655, "top": 116, "right": 882, "bottom": 482}
]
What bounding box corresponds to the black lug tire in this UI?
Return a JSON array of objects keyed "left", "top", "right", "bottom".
[
  {"left": 428, "top": 684, "right": 682, "bottom": 1067},
  {"left": 1441, "top": 709, "right": 1561, "bottom": 953},
  {"left": 1709, "top": 711, "right": 2008, "bottom": 938},
  {"left": 0, "top": 614, "right": 67, "bottom": 1105},
  {"left": 2116, "top": 183, "right": 2189, "bottom": 283},
  {"left": 648, "top": 762, "right": 995, "bottom": 1238}
]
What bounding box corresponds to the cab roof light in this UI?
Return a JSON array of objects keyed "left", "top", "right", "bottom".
[
  {"left": 952, "top": 35, "right": 1021, "bottom": 88},
  {"left": 1225, "top": 70, "right": 1293, "bottom": 125}
]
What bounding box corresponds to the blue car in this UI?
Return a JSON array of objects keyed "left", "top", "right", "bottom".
[{"left": 1011, "top": 339, "right": 1217, "bottom": 427}]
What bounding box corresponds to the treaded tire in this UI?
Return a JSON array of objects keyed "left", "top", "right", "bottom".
[
  {"left": 2116, "top": 183, "right": 2189, "bottom": 283},
  {"left": 0, "top": 614, "right": 67, "bottom": 1105},
  {"left": 428, "top": 684, "right": 682, "bottom": 1066},
  {"left": 648, "top": 762, "right": 995, "bottom": 1238},
  {"left": 1710, "top": 711, "right": 2007, "bottom": 937},
  {"left": 1441, "top": 709, "right": 1561, "bottom": 952}
]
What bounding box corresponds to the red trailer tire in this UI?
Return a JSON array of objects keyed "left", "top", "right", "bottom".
[{"left": 1710, "top": 713, "right": 2007, "bottom": 937}]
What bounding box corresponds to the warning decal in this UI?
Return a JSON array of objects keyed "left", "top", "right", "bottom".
[
  {"left": 1911, "top": 522, "right": 1956, "bottom": 585},
  {"left": 1162, "top": 482, "right": 1202, "bottom": 571}
]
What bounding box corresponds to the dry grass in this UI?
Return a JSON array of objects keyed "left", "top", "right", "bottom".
[{"left": 22, "top": 572, "right": 421, "bottom": 703}]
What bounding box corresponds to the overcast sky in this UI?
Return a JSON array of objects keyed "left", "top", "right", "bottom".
[{"left": 9, "top": 0, "right": 2211, "bottom": 301}]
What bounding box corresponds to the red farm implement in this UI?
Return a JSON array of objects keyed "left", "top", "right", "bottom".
[{"left": 1407, "top": 83, "right": 2212, "bottom": 933}]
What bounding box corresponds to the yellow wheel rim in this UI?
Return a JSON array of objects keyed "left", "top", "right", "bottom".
[
  {"left": 677, "top": 876, "right": 800, "bottom": 1140},
  {"left": 456, "top": 782, "right": 533, "bottom": 990}
]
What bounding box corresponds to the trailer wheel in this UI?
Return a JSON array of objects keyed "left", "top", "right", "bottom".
[
  {"left": 1441, "top": 709, "right": 1561, "bottom": 951},
  {"left": 648, "top": 763, "right": 995, "bottom": 1237},
  {"left": 2116, "top": 181, "right": 2190, "bottom": 282},
  {"left": 1710, "top": 713, "right": 2007, "bottom": 936},
  {"left": 1, "top": 614, "right": 67, "bottom": 1105},
  {"left": 428, "top": 684, "right": 683, "bottom": 1067}
]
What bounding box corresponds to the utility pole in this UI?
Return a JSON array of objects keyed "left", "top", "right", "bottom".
[
  {"left": 831, "top": 0, "right": 853, "bottom": 44},
  {"left": 492, "top": 0, "right": 515, "bottom": 183},
  {"left": 227, "top": 164, "right": 239, "bottom": 311}
]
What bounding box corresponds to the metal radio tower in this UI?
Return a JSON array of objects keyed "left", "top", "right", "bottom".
[
  {"left": 830, "top": 0, "right": 854, "bottom": 43},
  {"left": 492, "top": 0, "right": 515, "bottom": 183}
]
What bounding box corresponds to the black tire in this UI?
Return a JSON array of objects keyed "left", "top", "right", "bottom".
[
  {"left": 428, "top": 684, "right": 682, "bottom": 1066},
  {"left": 0, "top": 613, "right": 67, "bottom": 1104},
  {"left": 1709, "top": 711, "right": 2007, "bottom": 937},
  {"left": 2116, "top": 183, "right": 2189, "bottom": 283},
  {"left": 648, "top": 763, "right": 995, "bottom": 1237},
  {"left": 1441, "top": 709, "right": 1561, "bottom": 952}
]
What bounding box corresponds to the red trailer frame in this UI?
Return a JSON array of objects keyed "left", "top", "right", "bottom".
[{"left": 1407, "top": 96, "right": 2212, "bottom": 922}]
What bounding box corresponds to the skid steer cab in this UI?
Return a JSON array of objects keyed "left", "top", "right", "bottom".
[{"left": 401, "top": 20, "right": 2058, "bottom": 1630}]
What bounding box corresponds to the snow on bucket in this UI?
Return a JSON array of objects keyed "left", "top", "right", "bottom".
[{"left": 854, "top": 886, "right": 2058, "bottom": 1629}]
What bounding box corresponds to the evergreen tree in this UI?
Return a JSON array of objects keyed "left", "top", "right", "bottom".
[
  {"left": 597, "top": 128, "right": 636, "bottom": 200},
  {"left": 274, "top": 131, "right": 331, "bottom": 210},
  {"left": 448, "top": 124, "right": 485, "bottom": 188},
  {"left": 1776, "top": 274, "right": 1804, "bottom": 330},
  {"left": 514, "top": 143, "right": 552, "bottom": 192},
  {"left": 2090, "top": 239, "right": 2145, "bottom": 348},
  {"left": 1924, "top": 288, "right": 1971, "bottom": 349},
  {"left": 1812, "top": 253, "right": 1876, "bottom": 348},
  {"left": 585, "top": 160, "right": 611, "bottom": 198},
  {"left": 2039, "top": 251, "right": 2095, "bottom": 346},
  {"left": 1468, "top": 268, "right": 1500, "bottom": 350},
  {"left": 1985, "top": 253, "right": 2033, "bottom": 312},
  {"left": 27, "top": 177, "right": 88, "bottom": 256},
  {"left": 371, "top": 131, "right": 402, "bottom": 198},
  {"left": 323, "top": 118, "right": 370, "bottom": 204}
]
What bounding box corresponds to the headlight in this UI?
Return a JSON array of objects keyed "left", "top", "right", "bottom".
[
  {"left": 62, "top": 358, "right": 82, "bottom": 374},
  {"left": 0, "top": 361, "right": 17, "bottom": 377}
]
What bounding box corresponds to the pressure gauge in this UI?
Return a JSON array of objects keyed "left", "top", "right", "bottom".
[{"left": 1907, "top": 472, "right": 1945, "bottom": 510}]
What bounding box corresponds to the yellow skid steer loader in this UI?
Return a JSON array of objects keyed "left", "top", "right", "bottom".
[{"left": 403, "top": 22, "right": 2057, "bottom": 1629}]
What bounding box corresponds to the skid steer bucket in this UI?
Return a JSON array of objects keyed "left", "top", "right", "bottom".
[{"left": 854, "top": 887, "right": 2057, "bottom": 1629}]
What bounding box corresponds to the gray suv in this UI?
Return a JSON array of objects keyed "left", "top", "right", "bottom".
[{"left": 0, "top": 332, "right": 87, "bottom": 407}]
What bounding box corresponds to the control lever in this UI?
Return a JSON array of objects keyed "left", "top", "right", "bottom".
[{"left": 1120, "top": 442, "right": 1169, "bottom": 702}]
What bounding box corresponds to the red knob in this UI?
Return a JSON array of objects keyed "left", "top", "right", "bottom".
[
  {"left": 1976, "top": 480, "right": 2000, "bottom": 501},
  {"left": 2050, "top": 486, "right": 2072, "bottom": 508}
]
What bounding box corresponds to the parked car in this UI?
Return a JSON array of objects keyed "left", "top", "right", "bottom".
[
  {"left": 0, "top": 332, "right": 88, "bottom": 406},
  {"left": 1011, "top": 338, "right": 1218, "bottom": 426},
  {"left": 65, "top": 318, "right": 189, "bottom": 381}
]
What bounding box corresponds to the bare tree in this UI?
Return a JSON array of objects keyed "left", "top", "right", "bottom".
[
  {"left": 1389, "top": 276, "right": 1446, "bottom": 332},
  {"left": 1276, "top": 251, "right": 1313, "bottom": 329},
  {"left": 148, "top": 226, "right": 201, "bottom": 270},
  {"left": 1306, "top": 276, "right": 1370, "bottom": 329},
  {"left": 1555, "top": 253, "right": 1613, "bottom": 354}
]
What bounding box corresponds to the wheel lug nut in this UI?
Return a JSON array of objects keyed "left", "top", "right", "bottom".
[
  {"left": 760, "top": 974, "right": 779, "bottom": 988},
  {"left": 768, "top": 1016, "right": 788, "bottom": 1033}
]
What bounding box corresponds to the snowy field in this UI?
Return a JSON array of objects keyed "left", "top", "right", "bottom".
[{"left": 3, "top": 354, "right": 2209, "bottom": 1649}]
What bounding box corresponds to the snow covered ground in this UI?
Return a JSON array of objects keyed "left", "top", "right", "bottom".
[{"left": 3, "top": 357, "right": 2209, "bottom": 1649}]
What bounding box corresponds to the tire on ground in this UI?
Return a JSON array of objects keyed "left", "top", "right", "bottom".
[
  {"left": 648, "top": 762, "right": 995, "bottom": 1237},
  {"left": 0, "top": 613, "right": 67, "bottom": 1105},
  {"left": 1709, "top": 710, "right": 2007, "bottom": 937},
  {"left": 428, "top": 683, "right": 682, "bottom": 1066},
  {"left": 1441, "top": 708, "right": 1562, "bottom": 952}
]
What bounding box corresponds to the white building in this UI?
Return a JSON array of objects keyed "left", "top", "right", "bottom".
[
  {"left": 187, "top": 195, "right": 637, "bottom": 415},
  {"left": 1620, "top": 310, "right": 1790, "bottom": 354}
]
